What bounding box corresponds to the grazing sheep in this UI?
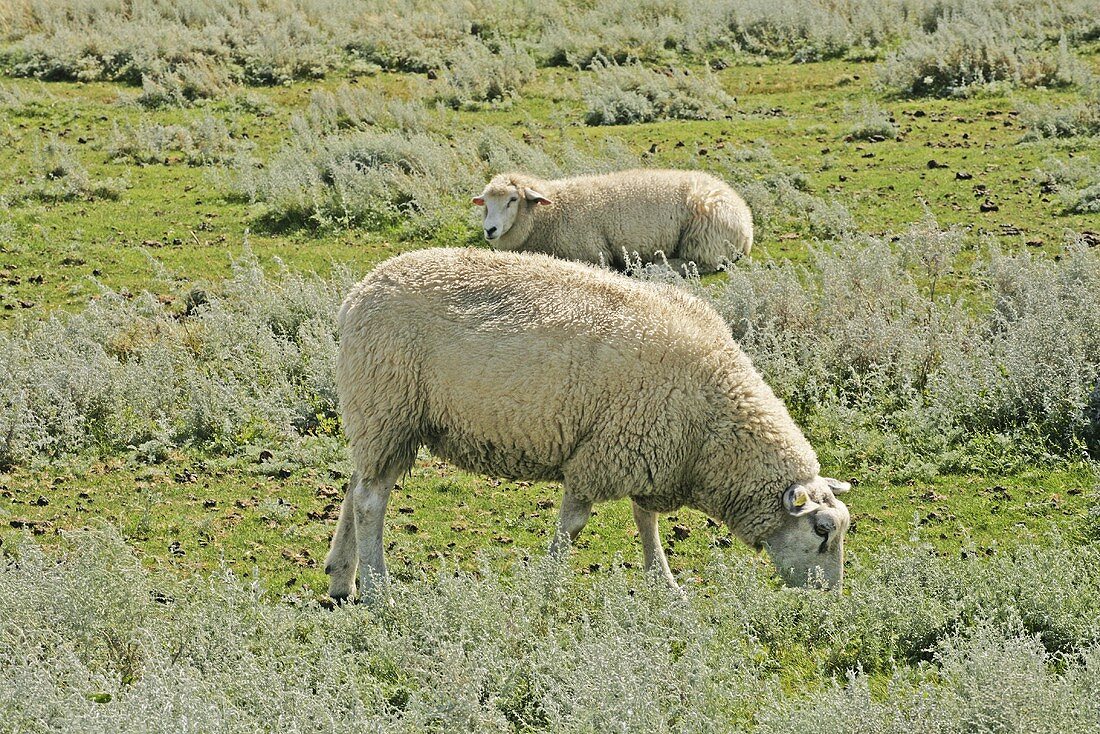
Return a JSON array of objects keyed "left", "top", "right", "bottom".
[
  {"left": 325, "top": 248, "right": 849, "bottom": 601},
  {"left": 472, "top": 169, "right": 753, "bottom": 274}
]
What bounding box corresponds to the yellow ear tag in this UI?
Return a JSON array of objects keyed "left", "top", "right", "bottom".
[{"left": 793, "top": 493, "right": 807, "bottom": 507}]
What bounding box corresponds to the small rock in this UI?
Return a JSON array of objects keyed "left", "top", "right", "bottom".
[
  {"left": 927, "top": 159, "right": 949, "bottom": 169},
  {"left": 979, "top": 200, "right": 999, "bottom": 212},
  {"left": 954, "top": 171, "right": 973, "bottom": 180}
]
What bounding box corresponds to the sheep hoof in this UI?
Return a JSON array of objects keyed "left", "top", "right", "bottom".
[{"left": 327, "top": 580, "right": 355, "bottom": 602}]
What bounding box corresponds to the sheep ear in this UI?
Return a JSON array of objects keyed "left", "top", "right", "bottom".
[
  {"left": 523, "top": 188, "right": 551, "bottom": 205},
  {"left": 824, "top": 477, "right": 851, "bottom": 494},
  {"left": 472, "top": 196, "right": 485, "bottom": 206},
  {"left": 783, "top": 484, "right": 815, "bottom": 516}
]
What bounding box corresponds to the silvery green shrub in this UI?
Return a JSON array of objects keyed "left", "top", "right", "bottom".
[
  {"left": 583, "top": 57, "right": 735, "bottom": 126},
  {"left": 877, "top": 17, "right": 1085, "bottom": 97},
  {"left": 3, "top": 529, "right": 1100, "bottom": 732},
  {"left": 107, "top": 116, "right": 249, "bottom": 166},
  {"left": 0, "top": 254, "right": 350, "bottom": 467}
]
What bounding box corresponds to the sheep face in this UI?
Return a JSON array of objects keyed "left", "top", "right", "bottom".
[
  {"left": 761, "top": 477, "right": 851, "bottom": 590},
  {"left": 472, "top": 184, "right": 550, "bottom": 241}
]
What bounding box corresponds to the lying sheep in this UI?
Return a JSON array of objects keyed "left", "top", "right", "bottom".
[
  {"left": 472, "top": 169, "right": 753, "bottom": 274},
  {"left": 326, "top": 248, "right": 849, "bottom": 601}
]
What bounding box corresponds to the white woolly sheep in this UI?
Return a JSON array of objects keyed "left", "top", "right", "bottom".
[
  {"left": 325, "top": 248, "right": 849, "bottom": 601},
  {"left": 472, "top": 169, "right": 753, "bottom": 274}
]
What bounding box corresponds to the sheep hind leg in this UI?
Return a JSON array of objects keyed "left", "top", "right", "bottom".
[
  {"left": 548, "top": 491, "right": 593, "bottom": 559},
  {"left": 631, "top": 500, "right": 682, "bottom": 595},
  {"left": 351, "top": 473, "right": 399, "bottom": 602}
]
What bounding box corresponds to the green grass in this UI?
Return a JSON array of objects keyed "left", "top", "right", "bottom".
[{"left": 2, "top": 452, "right": 1095, "bottom": 598}]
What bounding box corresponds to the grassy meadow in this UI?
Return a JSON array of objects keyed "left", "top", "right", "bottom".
[{"left": 1, "top": 0, "right": 1100, "bottom": 730}]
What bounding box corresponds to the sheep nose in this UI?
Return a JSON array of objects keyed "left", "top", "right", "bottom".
[{"left": 484, "top": 226, "right": 497, "bottom": 239}]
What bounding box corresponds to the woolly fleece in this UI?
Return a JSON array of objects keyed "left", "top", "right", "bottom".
[{"left": 336, "top": 247, "right": 819, "bottom": 546}]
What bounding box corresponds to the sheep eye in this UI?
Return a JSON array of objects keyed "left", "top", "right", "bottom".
[
  {"left": 508, "top": 197, "right": 517, "bottom": 205},
  {"left": 814, "top": 525, "right": 830, "bottom": 538}
]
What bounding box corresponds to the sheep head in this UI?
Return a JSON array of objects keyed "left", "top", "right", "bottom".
[
  {"left": 473, "top": 179, "right": 551, "bottom": 242},
  {"left": 761, "top": 477, "right": 851, "bottom": 590}
]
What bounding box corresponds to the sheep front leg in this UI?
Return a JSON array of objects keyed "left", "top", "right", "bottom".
[
  {"left": 631, "top": 500, "right": 682, "bottom": 594},
  {"left": 548, "top": 491, "right": 593, "bottom": 558},
  {"left": 324, "top": 473, "right": 361, "bottom": 601}
]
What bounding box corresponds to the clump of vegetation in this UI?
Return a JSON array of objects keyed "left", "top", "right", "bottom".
[
  {"left": 582, "top": 57, "right": 734, "bottom": 126},
  {"left": 0, "top": 80, "right": 54, "bottom": 111},
  {"left": 0, "top": 255, "right": 349, "bottom": 468},
  {"left": 434, "top": 40, "right": 536, "bottom": 109},
  {"left": 302, "top": 85, "right": 431, "bottom": 133},
  {"left": 878, "top": 21, "right": 1085, "bottom": 97},
  {"left": 135, "top": 60, "right": 236, "bottom": 109},
  {"left": 1, "top": 0, "right": 344, "bottom": 89},
  {"left": 4, "top": 0, "right": 1099, "bottom": 94},
  {"left": 11, "top": 137, "right": 127, "bottom": 204},
  {"left": 844, "top": 100, "right": 899, "bottom": 140},
  {"left": 718, "top": 0, "right": 893, "bottom": 62},
  {"left": 1019, "top": 92, "right": 1100, "bottom": 139},
  {"left": 1035, "top": 157, "right": 1100, "bottom": 213},
  {"left": 107, "top": 117, "right": 250, "bottom": 166},
  {"left": 232, "top": 127, "right": 482, "bottom": 233},
  {"left": 699, "top": 220, "right": 1100, "bottom": 475},
  {"left": 3, "top": 528, "right": 1100, "bottom": 732}
]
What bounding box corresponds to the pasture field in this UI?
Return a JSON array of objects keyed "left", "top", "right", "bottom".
[{"left": 1, "top": 0, "right": 1100, "bottom": 730}]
